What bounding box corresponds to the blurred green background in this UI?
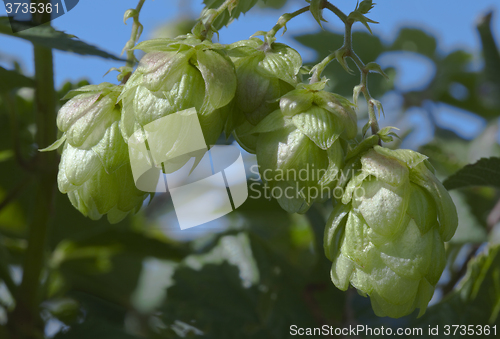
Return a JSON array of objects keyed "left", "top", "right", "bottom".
[{"left": 1, "top": 0, "right": 500, "bottom": 338}]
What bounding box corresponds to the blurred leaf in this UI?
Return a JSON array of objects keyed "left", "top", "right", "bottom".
[
  {"left": 390, "top": 28, "right": 437, "bottom": 58},
  {"left": 448, "top": 191, "right": 488, "bottom": 244},
  {"left": 0, "top": 66, "right": 34, "bottom": 92},
  {"left": 151, "top": 17, "right": 197, "bottom": 39},
  {"left": 258, "top": 0, "right": 288, "bottom": 9},
  {"left": 43, "top": 298, "right": 81, "bottom": 326},
  {"left": 162, "top": 262, "right": 261, "bottom": 337},
  {"left": 294, "top": 30, "right": 391, "bottom": 97},
  {"left": 404, "top": 46, "right": 500, "bottom": 119},
  {"left": 419, "top": 137, "right": 469, "bottom": 176},
  {"left": 412, "top": 245, "right": 500, "bottom": 328},
  {"left": 437, "top": 70, "right": 500, "bottom": 119},
  {"left": 52, "top": 228, "right": 188, "bottom": 264},
  {"left": 462, "top": 187, "right": 498, "bottom": 227},
  {"left": 161, "top": 231, "right": 322, "bottom": 338},
  {"left": 0, "top": 186, "right": 27, "bottom": 236},
  {"left": 443, "top": 157, "right": 500, "bottom": 190},
  {"left": 477, "top": 12, "right": 500, "bottom": 95},
  {"left": 54, "top": 317, "right": 140, "bottom": 339},
  {"left": 203, "top": 0, "right": 259, "bottom": 30},
  {"left": 58, "top": 252, "right": 143, "bottom": 307},
  {"left": 0, "top": 17, "right": 123, "bottom": 60}
]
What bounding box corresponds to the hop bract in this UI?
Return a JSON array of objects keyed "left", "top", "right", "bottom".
[
  {"left": 57, "top": 83, "right": 121, "bottom": 150},
  {"left": 324, "top": 146, "right": 458, "bottom": 318},
  {"left": 119, "top": 35, "right": 237, "bottom": 147},
  {"left": 225, "top": 37, "right": 302, "bottom": 152},
  {"left": 254, "top": 81, "right": 357, "bottom": 214},
  {"left": 56, "top": 83, "right": 146, "bottom": 223}
]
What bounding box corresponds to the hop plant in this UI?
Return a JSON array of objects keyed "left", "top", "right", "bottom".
[
  {"left": 324, "top": 146, "right": 458, "bottom": 318},
  {"left": 224, "top": 37, "right": 302, "bottom": 152},
  {"left": 55, "top": 83, "right": 147, "bottom": 223},
  {"left": 253, "top": 81, "right": 357, "bottom": 214},
  {"left": 119, "top": 35, "right": 237, "bottom": 147}
]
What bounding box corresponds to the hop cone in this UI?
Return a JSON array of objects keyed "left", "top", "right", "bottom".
[
  {"left": 56, "top": 83, "right": 146, "bottom": 223},
  {"left": 324, "top": 146, "right": 458, "bottom": 318},
  {"left": 225, "top": 37, "right": 302, "bottom": 152},
  {"left": 119, "top": 35, "right": 237, "bottom": 147},
  {"left": 254, "top": 81, "right": 357, "bottom": 213}
]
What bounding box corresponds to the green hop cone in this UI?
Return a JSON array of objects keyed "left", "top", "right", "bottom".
[
  {"left": 57, "top": 83, "right": 122, "bottom": 149},
  {"left": 324, "top": 146, "right": 458, "bottom": 318},
  {"left": 224, "top": 37, "right": 302, "bottom": 152},
  {"left": 254, "top": 81, "right": 357, "bottom": 214},
  {"left": 119, "top": 35, "right": 237, "bottom": 147},
  {"left": 56, "top": 83, "right": 147, "bottom": 223}
]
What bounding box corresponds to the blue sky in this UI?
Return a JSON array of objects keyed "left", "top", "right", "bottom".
[
  {"left": 0, "top": 0, "right": 498, "bottom": 87},
  {"left": 1, "top": 0, "right": 499, "bottom": 146}
]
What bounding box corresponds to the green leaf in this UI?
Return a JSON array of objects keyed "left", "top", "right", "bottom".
[
  {"left": 447, "top": 191, "right": 488, "bottom": 244},
  {"left": 0, "top": 66, "right": 34, "bottom": 92},
  {"left": 162, "top": 262, "right": 261, "bottom": 336},
  {"left": 0, "top": 17, "right": 123, "bottom": 60},
  {"left": 477, "top": 12, "right": 500, "bottom": 92},
  {"left": 413, "top": 245, "right": 500, "bottom": 327},
  {"left": 443, "top": 157, "right": 500, "bottom": 190},
  {"left": 160, "top": 225, "right": 322, "bottom": 338},
  {"left": 52, "top": 228, "right": 188, "bottom": 267}
]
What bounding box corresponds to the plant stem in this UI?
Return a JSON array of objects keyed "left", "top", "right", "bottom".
[
  {"left": 124, "top": 0, "right": 147, "bottom": 68},
  {"left": 4, "top": 93, "right": 38, "bottom": 172},
  {"left": 310, "top": 13, "right": 381, "bottom": 136},
  {"left": 324, "top": 1, "right": 348, "bottom": 24},
  {"left": 9, "top": 2, "right": 58, "bottom": 337},
  {"left": 343, "top": 22, "right": 380, "bottom": 136},
  {"left": 195, "top": 0, "right": 236, "bottom": 41},
  {"left": 266, "top": 5, "right": 310, "bottom": 38}
]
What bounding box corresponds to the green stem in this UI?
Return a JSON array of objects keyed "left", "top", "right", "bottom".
[
  {"left": 4, "top": 94, "right": 32, "bottom": 171},
  {"left": 124, "top": 0, "right": 146, "bottom": 68},
  {"left": 343, "top": 23, "right": 380, "bottom": 135},
  {"left": 311, "top": 17, "right": 380, "bottom": 136},
  {"left": 324, "top": 1, "right": 348, "bottom": 24},
  {"left": 9, "top": 2, "right": 58, "bottom": 337},
  {"left": 266, "top": 5, "right": 310, "bottom": 38},
  {"left": 309, "top": 2, "right": 349, "bottom": 83},
  {"left": 309, "top": 53, "right": 335, "bottom": 83}
]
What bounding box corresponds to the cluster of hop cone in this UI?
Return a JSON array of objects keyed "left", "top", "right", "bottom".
[{"left": 49, "top": 33, "right": 458, "bottom": 318}]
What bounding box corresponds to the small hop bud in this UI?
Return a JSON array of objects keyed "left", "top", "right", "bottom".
[
  {"left": 357, "top": 0, "right": 375, "bottom": 14},
  {"left": 225, "top": 38, "right": 302, "bottom": 152},
  {"left": 254, "top": 82, "right": 357, "bottom": 213},
  {"left": 324, "top": 146, "right": 458, "bottom": 318}
]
